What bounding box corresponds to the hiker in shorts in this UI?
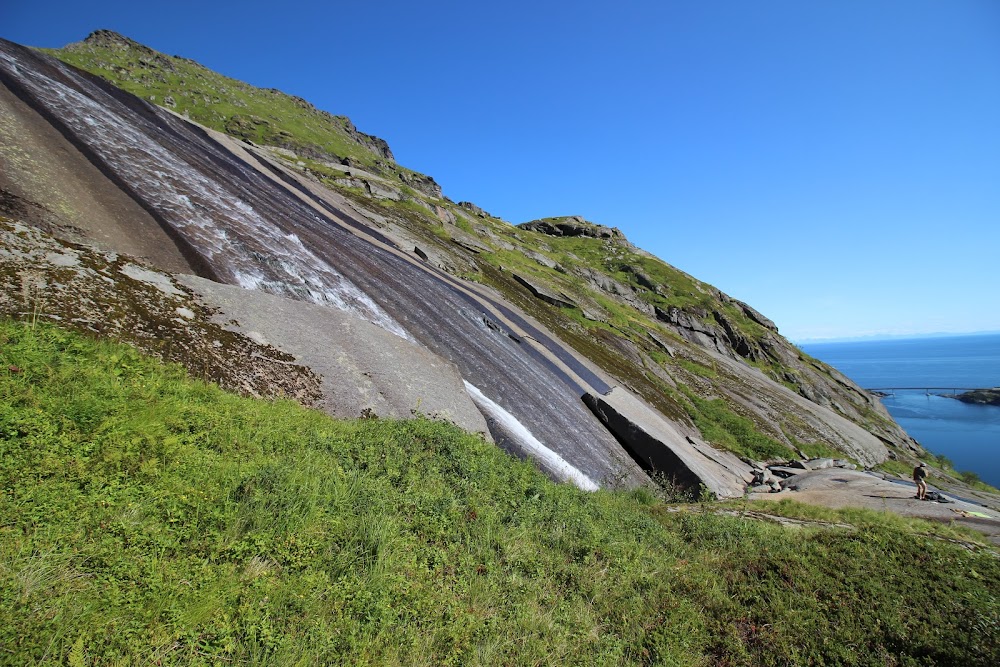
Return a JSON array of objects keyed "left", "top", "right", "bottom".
[{"left": 913, "top": 463, "right": 928, "bottom": 500}]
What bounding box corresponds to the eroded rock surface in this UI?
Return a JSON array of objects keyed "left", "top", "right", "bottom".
[{"left": 177, "top": 274, "right": 490, "bottom": 433}]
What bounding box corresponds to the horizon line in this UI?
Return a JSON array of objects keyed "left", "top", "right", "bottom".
[{"left": 792, "top": 330, "right": 1000, "bottom": 345}]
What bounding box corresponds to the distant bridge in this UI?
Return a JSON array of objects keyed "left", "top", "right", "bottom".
[{"left": 866, "top": 387, "right": 980, "bottom": 396}]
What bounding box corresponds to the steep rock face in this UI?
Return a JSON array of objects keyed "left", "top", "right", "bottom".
[
  {"left": 0, "top": 76, "right": 196, "bottom": 274},
  {"left": 0, "top": 38, "right": 646, "bottom": 489}
]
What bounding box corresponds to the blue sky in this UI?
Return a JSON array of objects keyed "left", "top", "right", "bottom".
[{"left": 4, "top": 1, "right": 999, "bottom": 341}]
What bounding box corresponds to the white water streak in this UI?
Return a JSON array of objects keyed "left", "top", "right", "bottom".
[
  {"left": 0, "top": 49, "right": 411, "bottom": 341},
  {"left": 463, "top": 381, "right": 599, "bottom": 491}
]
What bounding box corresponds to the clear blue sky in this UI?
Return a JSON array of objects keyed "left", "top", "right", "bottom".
[{"left": 4, "top": 1, "right": 999, "bottom": 341}]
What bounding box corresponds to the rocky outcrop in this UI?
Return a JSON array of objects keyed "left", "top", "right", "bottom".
[
  {"left": 339, "top": 117, "right": 394, "bottom": 161},
  {"left": 950, "top": 388, "right": 1000, "bottom": 406},
  {"left": 75, "top": 29, "right": 175, "bottom": 70},
  {"left": 398, "top": 170, "right": 442, "bottom": 198},
  {"left": 655, "top": 306, "right": 720, "bottom": 351},
  {"left": 695, "top": 346, "right": 893, "bottom": 467},
  {"left": 576, "top": 267, "right": 654, "bottom": 316},
  {"left": 584, "top": 387, "right": 752, "bottom": 498},
  {"left": 654, "top": 305, "right": 771, "bottom": 363},
  {"left": 519, "top": 216, "right": 625, "bottom": 241},
  {"left": 366, "top": 180, "right": 403, "bottom": 201},
  {"left": 457, "top": 201, "right": 491, "bottom": 218}
]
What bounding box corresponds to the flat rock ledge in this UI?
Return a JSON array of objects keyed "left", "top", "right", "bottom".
[
  {"left": 584, "top": 386, "right": 752, "bottom": 499},
  {"left": 749, "top": 468, "right": 1000, "bottom": 545}
]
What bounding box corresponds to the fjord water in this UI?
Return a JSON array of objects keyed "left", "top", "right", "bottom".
[{"left": 802, "top": 334, "right": 1000, "bottom": 487}]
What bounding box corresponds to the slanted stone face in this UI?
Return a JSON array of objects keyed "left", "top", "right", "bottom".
[{"left": 584, "top": 386, "right": 753, "bottom": 499}]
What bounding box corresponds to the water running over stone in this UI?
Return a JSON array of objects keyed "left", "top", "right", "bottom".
[
  {"left": 464, "top": 382, "right": 599, "bottom": 491},
  {"left": 0, "top": 40, "right": 645, "bottom": 487}
]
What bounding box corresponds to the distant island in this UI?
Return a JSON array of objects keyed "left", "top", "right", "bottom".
[{"left": 947, "top": 388, "right": 1000, "bottom": 406}]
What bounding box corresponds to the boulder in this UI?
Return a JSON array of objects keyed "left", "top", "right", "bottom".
[
  {"left": 583, "top": 386, "right": 750, "bottom": 498},
  {"left": 768, "top": 466, "right": 806, "bottom": 478}
]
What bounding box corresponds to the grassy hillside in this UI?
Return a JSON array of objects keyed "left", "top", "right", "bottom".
[
  {"left": 1, "top": 319, "right": 997, "bottom": 665},
  {"left": 46, "top": 30, "right": 431, "bottom": 189}
]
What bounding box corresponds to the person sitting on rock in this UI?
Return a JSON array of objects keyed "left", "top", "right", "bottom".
[{"left": 913, "top": 463, "right": 929, "bottom": 500}]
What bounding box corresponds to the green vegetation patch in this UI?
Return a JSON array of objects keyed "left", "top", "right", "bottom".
[
  {"left": 2, "top": 321, "right": 998, "bottom": 665},
  {"left": 677, "top": 386, "right": 796, "bottom": 462},
  {"left": 45, "top": 33, "right": 430, "bottom": 193}
]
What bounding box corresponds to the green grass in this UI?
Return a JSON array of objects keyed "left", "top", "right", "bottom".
[
  {"left": 45, "top": 35, "right": 431, "bottom": 191},
  {"left": 2, "top": 320, "right": 998, "bottom": 665},
  {"left": 795, "top": 439, "right": 847, "bottom": 461},
  {"left": 677, "top": 385, "right": 796, "bottom": 462}
]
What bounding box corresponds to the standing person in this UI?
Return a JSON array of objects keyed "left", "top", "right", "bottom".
[{"left": 913, "top": 462, "right": 929, "bottom": 500}]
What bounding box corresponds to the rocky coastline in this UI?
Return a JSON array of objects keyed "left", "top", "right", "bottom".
[{"left": 947, "top": 388, "right": 1000, "bottom": 406}]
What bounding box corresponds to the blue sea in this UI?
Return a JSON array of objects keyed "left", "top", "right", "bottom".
[{"left": 801, "top": 334, "right": 1000, "bottom": 487}]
